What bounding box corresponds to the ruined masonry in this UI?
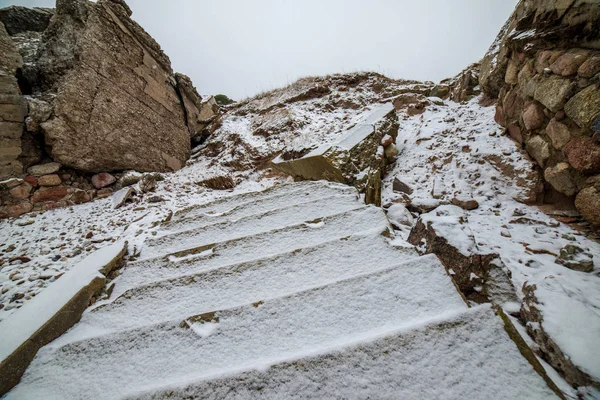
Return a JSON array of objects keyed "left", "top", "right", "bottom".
[
  {"left": 273, "top": 103, "right": 399, "bottom": 206},
  {"left": 5, "top": 181, "right": 561, "bottom": 399}
]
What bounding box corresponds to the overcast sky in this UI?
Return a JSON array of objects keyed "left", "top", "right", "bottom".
[{"left": 2, "top": 0, "right": 518, "bottom": 99}]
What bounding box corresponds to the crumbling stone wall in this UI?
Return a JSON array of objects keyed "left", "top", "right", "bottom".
[
  {"left": 0, "top": 21, "right": 27, "bottom": 181},
  {"left": 480, "top": 0, "right": 600, "bottom": 225}
]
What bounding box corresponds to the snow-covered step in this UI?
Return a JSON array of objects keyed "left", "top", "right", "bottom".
[
  {"left": 163, "top": 181, "right": 357, "bottom": 234},
  {"left": 128, "top": 306, "right": 560, "bottom": 400},
  {"left": 118, "top": 206, "right": 390, "bottom": 291},
  {"left": 66, "top": 234, "right": 418, "bottom": 337},
  {"left": 141, "top": 193, "right": 363, "bottom": 259},
  {"left": 9, "top": 255, "right": 467, "bottom": 400},
  {"left": 171, "top": 180, "right": 347, "bottom": 223}
]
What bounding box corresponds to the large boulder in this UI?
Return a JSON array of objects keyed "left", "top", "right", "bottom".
[
  {"left": 32, "top": 0, "right": 199, "bottom": 173},
  {"left": 272, "top": 103, "right": 398, "bottom": 206}
]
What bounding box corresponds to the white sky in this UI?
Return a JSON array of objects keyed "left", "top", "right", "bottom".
[{"left": 1, "top": 0, "right": 518, "bottom": 99}]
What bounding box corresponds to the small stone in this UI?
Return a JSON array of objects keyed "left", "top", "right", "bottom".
[
  {"left": 451, "top": 197, "right": 479, "bottom": 211},
  {"left": 147, "top": 196, "right": 164, "bottom": 203},
  {"left": 563, "top": 137, "right": 600, "bottom": 174},
  {"left": 96, "top": 188, "right": 114, "bottom": 199},
  {"left": 384, "top": 145, "right": 398, "bottom": 161},
  {"left": 0, "top": 202, "right": 33, "bottom": 218},
  {"left": 507, "top": 124, "right": 523, "bottom": 144},
  {"left": 38, "top": 174, "right": 62, "bottom": 187},
  {"left": 526, "top": 136, "right": 550, "bottom": 167},
  {"left": 27, "top": 162, "right": 61, "bottom": 176},
  {"left": 85, "top": 232, "right": 93, "bottom": 239},
  {"left": 534, "top": 75, "right": 575, "bottom": 112},
  {"left": 578, "top": 57, "right": 600, "bottom": 78},
  {"left": 91, "top": 173, "right": 117, "bottom": 189},
  {"left": 31, "top": 186, "right": 68, "bottom": 203},
  {"left": 10, "top": 293, "right": 24, "bottom": 303},
  {"left": 522, "top": 102, "right": 545, "bottom": 131},
  {"left": 69, "top": 189, "right": 91, "bottom": 204},
  {"left": 550, "top": 53, "right": 587, "bottom": 76},
  {"left": 564, "top": 84, "right": 600, "bottom": 129},
  {"left": 544, "top": 163, "right": 577, "bottom": 196},
  {"left": 545, "top": 119, "right": 571, "bottom": 150},
  {"left": 386, "top": 203, "right": 414, "bottom": 228},
  {"left": 381, "top": 134, "right": 394, "bottom": 147},
  {"left": 555, "top": 245, "right": 594, "bottom": 272},
  {"left": 9, "top": 255, "right": 31, "bottom": 264},
  {"left": 23, "top": 176, "right": 38, "bottom": 188},
  {"left": 112, "top": 187, "right": 135, "bottom": 209},
  {"left": 137, "top": 174, "right": 157, "bottom": 194},
  {"left": 393, "top": 178, "right": 413, "bottom": 195},
  {"left": 9, "top": 182, "right": 32, "bottom": 200}
]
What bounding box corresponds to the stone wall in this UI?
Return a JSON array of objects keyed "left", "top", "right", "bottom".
[
  {"left": 480, "top": 0, "right": 600, "bottom": 225},
  {"left": 0, "top": 21, "right": 26, "bottom": 181}
]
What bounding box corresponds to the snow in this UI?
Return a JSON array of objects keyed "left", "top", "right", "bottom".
[
  {"left": 383, "top": 96, "right": 600, "bottom": 386},
  {"left": 0, "top": 240, "right": 125, "bottom": 362},
  {"left": 128, "top": 306, "right": 558, "bottom": 400}
]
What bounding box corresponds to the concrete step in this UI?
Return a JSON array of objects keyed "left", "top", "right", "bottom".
[
  {"left": 163, "top": 181, "right": 357, "bottom": 234},
  {"left": 141, "top": 193, "right": 364, "bottom": 259},
  {"left": 170, "top": 181, "right": 346, "bottom": 223},
  {"left": 66, "top": 234, "right": 418, "bottom": 337},
  {"left": 8, "top": 255, "right": 467, "bottom": 400},
  {"left": 117, "top": 206, "right": 391, "bottom": 292},
  {"left": 127, "top": 306, "right": 560, "bottom": 400}
]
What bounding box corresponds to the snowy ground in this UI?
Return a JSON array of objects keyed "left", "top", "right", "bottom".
[{"left": 383, "top": 97, "right": 600, "bottom": 397}]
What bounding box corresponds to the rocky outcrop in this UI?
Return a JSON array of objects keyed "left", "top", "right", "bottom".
[
  {"left": 272, "top": 103, "right": 399, "bottom": 206},
  {"left": 480, "top": 0, "right": 600, "bottom": 225}
]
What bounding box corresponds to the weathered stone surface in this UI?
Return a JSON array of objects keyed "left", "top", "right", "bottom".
[
  {"left": 38, "top": 174, "right": 62, "bottom": 187},
  {"left": 196, "top": 176, "right": 236, "bottom": 190},
  {"left": 91, "top": 173, "right": 116, "bottom": 189},
  {"left": 563, "top": 137, "right": 600, "bottom": 174},
  {"left": 575, "top": 186, "right": 600, "bottom": 226},
  {"left": 550, "top": 53, "right": 587, "bottom": 76},
  {"left": 578, "top": 57, "right": 600, "bottom": 78},
  {"left": 68, "top": 188, "right": 91, "bottom": 204},
  {"left": 546, "top": 119, "right": 571, "bottom": 150},
  {"left": 544, "top": 163, "right": 577, "bottom": 196},
  {"left": 521, "top": 283, "right": 598, "bottom": 390},
  {"left": 505, "top": 60, "right": 519, "bottom": 85},
  {"left": 273, "top": 104, "right": 397, "bottom": 206},
  {"left": 0, "top": 201, "right": 32, "bottom": 218},
  {"left": 34, "top": 0, "right": 197, "bottom": 173},
  {"left": 25, "top": 98, "right": 52, "bottom": 133},
  {"left": 451, "top": 197, "right": 479, "bottom": 211},
  {"left": 564, "top": 85, "right": 600, "bottom": 130},
  {"left": 0, "top": 6, "right": 53, "bottom": 35},
  {"left": 392, "top": 178, "right": 413, "bottom": 195},
  {"left": 502, "top": 89, "right": 524, "bottom": 123},
  {"left": 533, "top": 75, "right": 574, "bottom": 112},
  {"left": 526, "top": 136, "right": 550, "bottom": 167},
  {"left": 494, "top": 105, "right": 507, "bottom": 127},
  {"left": 555, "top": 244, "right": 594, "bottom": 273},
  {"left": 0, "top": 21, "right": 25, "bottom": 180},
  {"left": 507, "top": 124, "right": 523, "bottom": 144},
  {"left": 408, "top": 206, "right": 516, "bottom": 304},
  {"left": 31, "top": 186, "right": 68, "bottom": 203},
  {"left": 27, "top": 162, "right": 61, "bottom": 176},
  {"left": 522, "top": 102, "right": 545, "bottom": 131},
  {"left": 9, "top": 182, "right": 32, "bottom": 199}
]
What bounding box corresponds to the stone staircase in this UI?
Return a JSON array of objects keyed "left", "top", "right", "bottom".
[{"left": 5, "top": 181, "right": 560, "bottom": 399}]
